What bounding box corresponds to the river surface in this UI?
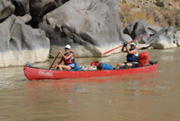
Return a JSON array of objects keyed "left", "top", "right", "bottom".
[{"left": 0, "top": 48, "right": 180, "bottom": 121}]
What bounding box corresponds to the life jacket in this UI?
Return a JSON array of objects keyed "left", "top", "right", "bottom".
[
  {"left": 139, "top": 51, "right": 150, "bottom": 67},
  {"left": 64, "top": 51, "right": 75, "bottom": 65},
  {"left": 126, "top": 48, "right": 140, "bottom": 62},
  {"left": 91, "top": 61, "right": 101, "bottom": 67},
  {"left": 90, "top": 61, "right": 113, "bottom": 70}
]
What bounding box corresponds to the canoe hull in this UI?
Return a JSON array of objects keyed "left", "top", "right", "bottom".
[{"left": 24, "top": 63, "right": 158, "bottom": 81}]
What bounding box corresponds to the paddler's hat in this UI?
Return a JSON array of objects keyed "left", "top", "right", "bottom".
[
  {"left": 65, "top": 44, "right": 71, "bottom": 49},
  {"left": 130, "top": 42, "right": 136, "bottom": 46}
]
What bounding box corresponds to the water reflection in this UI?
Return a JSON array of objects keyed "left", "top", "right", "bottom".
[
  {"left": 25, "top": 72, "right": 158, "bottom": 99},
  {"left": 22, "top": 72, "right": 158, "bottom": 121}
]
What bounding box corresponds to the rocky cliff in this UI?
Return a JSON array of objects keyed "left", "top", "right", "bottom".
[{"left": 0, "top": 0, "right": 180, "bottom": 67}]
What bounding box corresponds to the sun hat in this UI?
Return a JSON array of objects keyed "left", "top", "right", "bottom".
[
  {"left": 130, "top": 42, "right": 136, "bottom": 46},
  {"left": 65, "top": 44, "right": 71, "bottom": 49}
]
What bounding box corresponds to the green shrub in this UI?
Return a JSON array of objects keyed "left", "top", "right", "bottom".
[
  {"left": 156, "top": 0, "right": 164, "bottom": 7},
  {"left": 162, "top": 7, "right": 169, "bottom": 10},
  {"left": 175, "top": 25, "right": 180, "bottom": 30},
  {"left": 123, "top": 0, "right": 126, "bottom": 3}
]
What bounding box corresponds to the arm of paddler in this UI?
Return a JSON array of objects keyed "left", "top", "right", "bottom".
[{"left": 59, "top": 50, "right": 73, "bottom": 61}]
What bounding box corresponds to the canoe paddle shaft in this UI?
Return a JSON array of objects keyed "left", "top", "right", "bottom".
[
  {"left": 49, "top": 52, "right": 60, "bottom": 69},
  {"left": 103, "top": 34, "right": 147, "bottom": 55}
]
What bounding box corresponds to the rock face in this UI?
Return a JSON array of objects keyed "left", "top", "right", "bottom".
[
  {"left": 175, "top": 29, "right": 180, "bottom": 47},
  {"left": 11, "top": 0, "right": 30, "bottom": 16},
  {"left": 123, "top": 19, "right": 162, "bottom": 44},
  {"left": 0, "top": 15, "right": 50, "bottom": 67},
  {"left": 124, "top": 19, "right": 177, "bottom": 49},
  {"left": 40, "top": 0, "right": 131, "bottom": 57},
  {"left": 30, "top": 0, "right": 57, "bottom": 27},
  {"left": 54, "top": 0, "right": 69, "bottom": 6},
  {"left": 147, "top": 23, "right": 162, "bottom": 36},
  {"left": 147, "top": 27, "right": 177, "bottom": 49},
  {"left": 0, "top": 0, "right": 15, "bottom": 22},
  {"left": 0, "top": 0, "right": 179, "bottom": 68},
  {"left": 123, "top": 19, "right": 150, "bottom": 43}
]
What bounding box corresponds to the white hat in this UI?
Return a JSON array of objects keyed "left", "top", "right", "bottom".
[
  {"left": 130, "top": 42, "right": 136, "bottom": 46},
  {"left": 65, "top": 44, "right": 71, "bottom": 49}
]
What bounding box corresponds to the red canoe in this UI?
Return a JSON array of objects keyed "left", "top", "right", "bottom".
[{"left": 23, "top": 61, "right": 158, "bottom": 81}]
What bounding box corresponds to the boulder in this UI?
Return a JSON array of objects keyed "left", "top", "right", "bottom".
[
  {"left": 18, "top": 14, "right": 32, "bottom": 23},
  {"left": 147, "top": 23, "right": 162, "bottom": 36},
  {"left": 40, "top": 0, "right": 132, "bottom": 57},
  {"left": 30, "top": 0, "right": 57, "bottom": 27},
  {"left": 0, "top": 0, "right": 15, "bottom": 22},
  {"left": 0, "top": 15, "right": 50, "bottom": 67},
  {"left": 54, "top": 0, "right": 69, "bottom": 6},
  {"left": 147, "top": 27, "right": 177, "bottom": 49},
  {"left": 176, "top": 38, "right": 180, "bottom": 47},
  {"left": 175, "top": 29, "right": 180, "bottom": 38},
  {"left": 122, "top": 19, "right": 178, "bottom": 49},
  {"left": 11, "top": 0, "right": 29, "bottom": 16},
  {"left": 175, "top": 29, "right": 180, "bottom": 47},
  {"left": 123, "top": 19, "right": 150, "bottom": 44}
]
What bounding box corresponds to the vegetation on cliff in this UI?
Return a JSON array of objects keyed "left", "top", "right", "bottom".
[{"left": 118, "top": 0, "right": 180, "bottom": 30}]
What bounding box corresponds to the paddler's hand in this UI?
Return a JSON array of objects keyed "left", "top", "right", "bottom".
[
  {"left": 53, "top": 63, "right": 58, "bottom": 68},
  {"left": 59, "top": 50, "right": 63, "bottom": 55},
  {"left": 123, "top": 42, "right": 127, "bottom": 47}
]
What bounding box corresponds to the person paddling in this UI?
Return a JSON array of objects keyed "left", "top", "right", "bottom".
[
  {"left": 54, "top": 45, "right": 75, "bottom": 70},
  {"left": 115, "top": 42, "right": 139, "bottom": 69}
]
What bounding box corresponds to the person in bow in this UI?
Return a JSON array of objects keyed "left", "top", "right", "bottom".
[
  {"left": 115, "top": 42, "right": 139, "bottom": 69},
  {"left": 54, "top": 44, "right": 76, "bottom": 70}
]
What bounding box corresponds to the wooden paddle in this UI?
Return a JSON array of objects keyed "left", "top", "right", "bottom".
[
  {"left": 49, "top": 52, "right": 60, "bottom": 69},
  {"left": 103, "top": 34, "right": 147, "bottom": 55}
]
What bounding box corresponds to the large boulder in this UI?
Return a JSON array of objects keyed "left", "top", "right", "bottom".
[
  {"left": 30, "top": 0, "right": 57, "bottom": 27},
  {"left": 40, "top": 0, "right": 132, "bottom": 57},
  {"left": 11, "top": 0, "right": 30, "bottom": 16},
  {"left": 123, "top": 19, "right": 150, "bottom": 43},
  {"left": 147, "top": 23, "right": 162, "bottom": 36},
  {"left": 0, "top": 0, "right": 15, "bottom": 22},
  {"left": 123, "top": 19, "right": 177, "bottom": 49},
  {"left": 175, "top": 29, "right": 180, "bottom": 38},
  {"left": 175, "top": 29, "right": 180, "bottom": 47},
  {"left": 54, "top": 0, "right": 69, "bottom": 6},
  {"left": 0, "top": 15, "right": 50, "bottom": 67},
  {"left": 147, "top": 27, "right": 177, "bottom": 49},
  {"left": 123, "top": 19, "right": 163, "bottom": 44}
]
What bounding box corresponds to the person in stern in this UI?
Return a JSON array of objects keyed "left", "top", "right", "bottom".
[
  {"left": 54, "top": 45, "right": 76, "bottom": 70},
  {"left": 115, "top": 42, "right": 139, "bottom": 69}
]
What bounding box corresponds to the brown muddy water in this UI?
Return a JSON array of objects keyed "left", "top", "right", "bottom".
[{"left": 0, "top": 48, "right": 180, "bottom": 121}]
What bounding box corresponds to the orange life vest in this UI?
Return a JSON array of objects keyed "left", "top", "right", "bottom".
[
  {"left": 90, "top": 61, "right": 101, "bottom": 67},
  {"left": 64, "top": 51, "right": 75, "bottom": 65}
]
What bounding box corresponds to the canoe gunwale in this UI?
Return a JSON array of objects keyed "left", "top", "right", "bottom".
[
  {"left": 24, "top": 61, "right": 158, "bottom": 72},
  {"left": 24, "top": 61, "right": 158, "bottom": 80}
]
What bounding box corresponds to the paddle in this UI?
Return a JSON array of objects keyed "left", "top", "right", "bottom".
[
  {"left": 103, "top": 34, "right": 147, "bottom": 55},
  {"left": 49, "top": 52, "right": 60, "bottom": 69}
]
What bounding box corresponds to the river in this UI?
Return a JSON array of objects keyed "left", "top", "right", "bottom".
[{"left": 0, "top": 48, "right": 180, "bottom": 121}]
